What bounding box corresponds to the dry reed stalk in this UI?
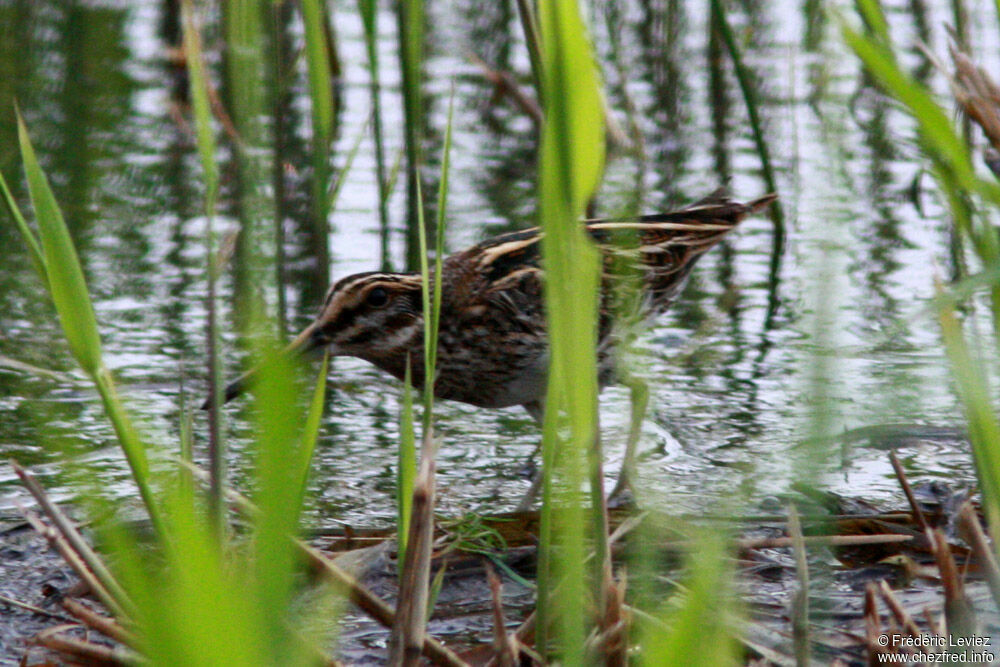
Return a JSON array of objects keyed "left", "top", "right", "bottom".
[
  {"left": 957, "top": 502, "right": 1000, "bottom": 606},
  {"left": 61, "top": 598, "right": 136, "bottom": 646},
  {"left": 864, "top": 583, "right": 882, "bottom": 666},
  {"left": 21, "top": 511, "right": 122, "bottom": 620},
  {"left": 928, "top": 528, "right": 977, "bottom": 637},
  {"left": 298, "top": 540, "right": 467, "bottom": 667},
  {"left": 0, "top": 592, "right": 71, "bottom": 621},
  {"left": 389, "top": 428, "right": 439, "bottom": 666},
  {"left": 889, "top": 451, "right": 930, "bottom": 532},
  {"left": 485, "top": 562, "right": 518, "bottom": 667},
  {"left": 876, "top": 580, "right": 922, "bottom": 638},
  {"left": 735, "top": 533, "right": 912, "bottom": 550},
  {"left": 12, "top": 461, "right": 131, "bottom": 616},
  {"left": 34, "top": 625, "right": 138, "bottom": 665}
]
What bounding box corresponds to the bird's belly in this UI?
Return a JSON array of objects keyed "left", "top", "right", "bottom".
[{"left": 433, "top": 342, "right": 549, "bottom": 409}]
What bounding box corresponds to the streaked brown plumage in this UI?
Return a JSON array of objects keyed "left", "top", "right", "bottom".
[{"left": 216, "top": 189, "right": 776, "bottom": 422}]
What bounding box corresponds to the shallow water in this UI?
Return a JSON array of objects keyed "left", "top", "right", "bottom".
[{"left": 0, "top": 0, "right": 995, "bottom": 526}]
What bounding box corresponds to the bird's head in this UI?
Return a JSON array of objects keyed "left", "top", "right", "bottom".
[
  {"left": 206, "top": 272, "right": 424, "bottom": 408},
  {"left": 290, "top": 272, "right": 424, "bottom": 359}
]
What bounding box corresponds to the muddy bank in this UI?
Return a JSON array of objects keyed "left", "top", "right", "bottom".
[{"left": 0, "top": 521, "right": 78, "bottom": 666}]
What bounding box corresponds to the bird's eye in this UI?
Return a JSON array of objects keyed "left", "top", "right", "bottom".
[{"left": 366, "top": 286, "right": 389, "bottom": 307}]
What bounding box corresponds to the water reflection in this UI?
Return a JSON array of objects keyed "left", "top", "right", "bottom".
[{"left": 0, "top": 0, "right": 991, "bottom": 523}]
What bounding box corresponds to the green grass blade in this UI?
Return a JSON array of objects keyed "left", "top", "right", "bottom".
[
  {"left": 398, "top": 360, "right": 417, "bottom": 571},
  {"left": 396, "top": 0, "right": 424, "bottom": 269},
  {"left": 515, "top": 0, "right": 546, "bottom": 103},
  {"left": 415, "top": 176, "right": 434, "bottom": 415},
  {"left": 939, "top": 301, "right": 1000, "bottom": 542},
  {"left": 296, "top": 351, "right": 329, "bottom": 507},
  {"left": 16, "top": 112, "right": 164, "bottom": 538},
  {"left": 300, "top": 0, "right": 335, "bottom": 151},
  {"left": 16, "top": 113, "right": 103, "bottom": 376},
  {"left": 328, "top": 116, "right": 368, "bottom": 214},
  {"left": 421, "top": 90, "right": 454, "bottom": 433},
  {"left": 536, "top": 0, "right": 606, "bottom": 660},
  {"left": 854, "top": 0, "right": 892, "bottom": 45},
  {"left": 223, "top": 0, "right": 267, "bottom": 148},
  {"left": 358, "top": 0, "right": 391, "bottom": 268},
  {"left": 640, "top": 533, "right": 738, "bottom": 666},
  {"left": 300, "top": 0, "right": 335, "bottom": 277},
  {"left": 250, "top": 341, "right": 312, "bottom": 659},
  {"left": 181, "top": 1, "right": 219, "bottom": 211},
  {"left": 0, "top": 165, "right": 46, "bottom": 283}
]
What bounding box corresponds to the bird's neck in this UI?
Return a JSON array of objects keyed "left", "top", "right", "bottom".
[{"left": 359, "top": 341, "right": 428, "bottom": 389}]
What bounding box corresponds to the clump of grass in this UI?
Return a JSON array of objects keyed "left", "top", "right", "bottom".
[
  {"left": 1, "top": 5, "right": 343, "bottom": 663},
  {"left": 842, "top": 0, "right": 1000, "bottom": 545},
  {"left": 6, "top": 110, "right": 339, "bottom": 666}
]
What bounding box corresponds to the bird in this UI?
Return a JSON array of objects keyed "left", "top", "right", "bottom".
[{"left": 211, "top": 189, "right": 777, "bottom": 504}]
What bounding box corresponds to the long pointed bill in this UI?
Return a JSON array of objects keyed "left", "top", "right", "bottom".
[{"left": 199, "top": 321, "right": 327, "bottom": 410}]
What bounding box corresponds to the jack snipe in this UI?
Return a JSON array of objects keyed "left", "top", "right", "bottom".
[{"left": 214, "top": 189, "right": 776, "bottom": 501}]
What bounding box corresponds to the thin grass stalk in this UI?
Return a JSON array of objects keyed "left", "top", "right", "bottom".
[
  {"left": 958, "top": 503, "right": 1000, "bottom": 606},
  {"left": 328, "top": 116, "right": 369, "bottom": 213},
  {"left": 182, "top": 0, "right": 225, "bottom": 537},
  {"left": 398, "top": 361, "right": 416, "bottom": 569},
  {"left": 950, "top": 0, "right": 969, "bottom": 51},
  {"left": 270, "top": 0, "right": 290, "bottom": 334},
  {"left": 423, "top": 93, "right": 454, "bottom": 432},
  {"left": 396, "top": 0, "right": 425, "bottom": 269},
  {"left": 300, "top": 0, "right": 336, "bottom": 282},
  {"left": 178, "top": 378, "right": 195, "bottom": 502},
  {"left": 534, "top": 366, "right": 560, "bottom": 657},
  {"left": 389, "top": 91, "right": 453, "bottom": 667},
  {"left": 788, "top": 505, "right": 810, "bottom": 666},
  {"left": 536, "top": 0, "right": 606, "bottom": 661},
  {"left": 223, "top": 0, "right": 268, "bottom": 312},
  {"left": 515, "top": 0, "right": 545, "bottom": 104},
  {"left": 0, "top": 167, "right": 46, "bottom": 282},
  {"left": 358, "top": 0, "right": 392, "bottom": 270},
  {"left": 389, "top": 429, "right": 437, "bottom": 666},
  {"left": 396, "top": 160, "right": 434, "bottom": 573},
  {"left": 296, "top": 352, "right": 330, "bottom": 509},
  {"left": 709, "top": 0, "right": 784, "bottom": 235},
  {"left": 938, "top": 297, "right": 1000, "bottom": 544}
]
